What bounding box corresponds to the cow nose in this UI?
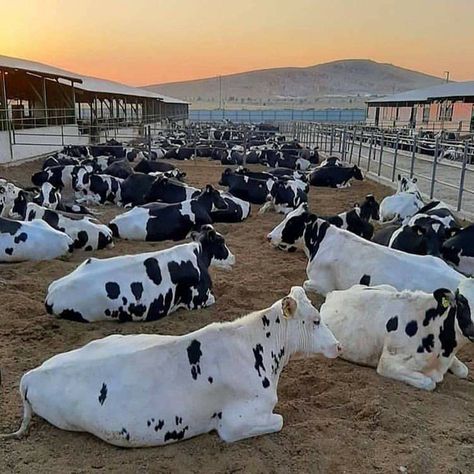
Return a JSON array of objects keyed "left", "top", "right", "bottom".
[
  {"left": 337, "top": 343, "right": 343, "bottom": 353},
  {"left": 266, "top": 234, "right": 272, "bottom": 242}
]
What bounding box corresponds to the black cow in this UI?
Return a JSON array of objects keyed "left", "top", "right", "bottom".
[
  {"left": 219, "top": 169, "right": 274, "bottom": 204},
  {"left": 43, "top": 155, "right": 80, "bottom": 170},
  {"left": 109, "top": 185, "right": 227, "bottom": 241},
  {"left": 309, "top": 165, "right": 363, "bottom": 188},
  {"left": 134, "top": 159, "right": 176, "bottom": 174},
  {"left": 261, "top": 180, "right": 308, "bottom": 214},
  {"left": 322, "top": 195, "right": 380, "bottom": 239},
  {"left": 103, "top": 160, "right": 134, "bottom": 179},
  {"left": 145, "top": 176, "right": 200, "bottom": 204}
]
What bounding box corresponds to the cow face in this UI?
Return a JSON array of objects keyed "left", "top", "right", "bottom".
[
  {"left": 352, "top": 165, "right": 364, "bottom": 181},
  {"left": 284, "top": 286, "right": 341, "bottom": 359},
  {"left": 360, "top": 194, "right": 380, "bottom": 221},
  {"left": 193, "top": 225, "right": 235, "bottom": 270},
  {"left": 204, "top": 185, "right": 227, "bottom": 211},
  {"left": 397, "top": 175, "right": 419, "bottom": 193},
  {"left": 267, "top": 204, "right": 310, "bottom": 251},
  {"left": 457, "top": 279, "right": 474, "bottom": 341},
  {"left": 218, "top": 168, "right": 233, "bottom": 186}
]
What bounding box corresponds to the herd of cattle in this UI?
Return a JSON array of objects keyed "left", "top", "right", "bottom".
[{"left": 1, "top": 124, "right": 474, "bottom": 448}]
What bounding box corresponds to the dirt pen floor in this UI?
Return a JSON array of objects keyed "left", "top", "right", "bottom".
[{"left": 1, "top": 159, "right": 473, "bottom": 474}]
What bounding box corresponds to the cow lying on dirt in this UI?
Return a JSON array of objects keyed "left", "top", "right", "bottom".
[{"left": 1, "top": 287, "right": 340, "bottom": 446}]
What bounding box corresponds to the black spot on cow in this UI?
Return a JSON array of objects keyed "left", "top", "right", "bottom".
[
  {"left": 439, "top": 307, "right": 457, "bottom": 357},
  {"left": 75, "top": 230, "right": 88, "bottom": 249},
  {"left": 424, "top": 289, "right": 452, "bottom": 326},
  {"left": 85, "top": 258, "right": 92, "bottom": 265},
  {"left": 253, "top": 343, "right": 266, "bottom": 377},
  {"left": 105, "top": 282, "right": 120, "bottom": 299},
  {"left": 417, "top": 334, "right": 435, "bottom": 353},
  {"left": 130, "top": 281, "right": 144, "bottom": 300},
  {"left": 275, "top": 316, "right": 280, "bottom": 324},
  {"left": 147, "top": 420, "right": 151, "bottom": 427},
  {"left": 266, "top": 332, "right": 271, "bottom": 338},
  {"left": 97, "top": 232, "right": 110, "bottom": 249},
  {"left": 122, "top": 296, "right": 128, "bottom": 305},
  {"left": 5, "top": 247, "right": 13, "bottom": 255},
  {"left": 262, "top": 377, "right": 270, "bottom": 388},
  {"left": 147, "top": 289, "right": 173, "bottom": 321},
  {"left": 164, "top": 426, "right": 188, "bottom": 443},
  {"left": 271, "top": 347, "right": 285, "bottom": 375},
  {"left": 208, "top": 376, "right": 213, "bottom": 384},
  {"left": 360, "top": 274, "right": 371, "bottom": 286},
  {"left": 120, "top": 428, "right": 130, "bottom": 442},
  {"left": 144, "top": 257, "right": 162, "bottom": 285},
  {"left": 45, "top": 301, "right": 53, "bottom": 314},
  {"left": 98, "top": 383, "right": 107, "bottom": 405},
  {"left": 405, "top": 321, "right": 418, "bottom": 337},
  {"left": 262, "top": 315, "right": 270, "bottom": 327},
  {"left": 84, "top": 245, "right": 93, "bottom": 252},
  {"left": 187, "top": 339, "right": 202, "bottom": 380},
  {"left": 59, "top": 309, "right": 88, "bottom": 323},
  {"left": 211, "top": 412, "right": 222, "bottom": 419},
  {"left": 13, "top": 232, "right": 28, "bottom": 244},
  {"left": 154, "top": 419, "right": 164, "bottom": 432},
  {"left": 0, "top": 218, "right": 21, "bottom": 235},
  {"left": 104, "top": 309, "right": 111, "bottom": 316},
  {"left": 386, "top": 316, "right": 398, "bottom": 332},
  {"left": 128, "top": 303, "right": 147, "bottom": 318}
]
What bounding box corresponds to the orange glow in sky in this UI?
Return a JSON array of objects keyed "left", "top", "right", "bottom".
[{"left": 0, "top": 0, "right": 473, "bottom": 85}]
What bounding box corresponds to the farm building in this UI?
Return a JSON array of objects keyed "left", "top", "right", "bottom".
[
  {"left": 0, "top": 54, "right": 188, "bottom": 163},
  {"left": 366, "top": 81, "right": 474, "bottom": 133}
]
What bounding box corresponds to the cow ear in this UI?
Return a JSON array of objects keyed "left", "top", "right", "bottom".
[
  {"left": 190, "top": 231, "right": 200, "bottom": 241},
  {"left": 412, "top": 224, "right": 425, "bottom": 236},
  {"left": 282, "top": 296, "right": 297, "bottom": 319},
  {"left": 205, "top": 184, "right": 214, "bottom": 192},
  {"left": 433, "top": 288, "right": 455, "bottom": 310}
]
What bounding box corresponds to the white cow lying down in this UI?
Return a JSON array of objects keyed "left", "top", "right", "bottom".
[
  {"left": 2, "top": 287, "right": 340, "bottom": 446},
  {"left": 321, "top": 281, "right": 474, "bottom": 390}
]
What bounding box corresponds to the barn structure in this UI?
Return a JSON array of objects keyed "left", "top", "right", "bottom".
[
  {"left": 0, "top": 54, "right": 188, "bottom": 163},
  {"left": 366, "top": 81, "right": 474, "bottom": 133}
]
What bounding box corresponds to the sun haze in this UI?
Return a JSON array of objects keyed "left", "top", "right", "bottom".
[{"left": 0, "top": 0, "right": 473, "bottom": 85}]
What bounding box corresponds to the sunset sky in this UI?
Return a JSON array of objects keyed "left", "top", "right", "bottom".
[{"left": 1, "top": 0, "right": 473, "bottom": 86}]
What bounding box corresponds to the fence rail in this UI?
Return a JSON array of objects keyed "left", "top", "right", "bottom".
[{"left": 289, "top": 122, "right": 474, "bottom": 217}]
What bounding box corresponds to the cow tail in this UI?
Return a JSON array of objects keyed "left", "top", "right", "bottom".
[{"left": 0, "top": 380, "right": 33, "bottom": 440}]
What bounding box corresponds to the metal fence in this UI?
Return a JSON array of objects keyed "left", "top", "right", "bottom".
[
  {"left": 290, "top": 122, "right": 474, "bottom": 218},
  {"left": 189, "top": 108, "right": 366, "bottom": 123}
]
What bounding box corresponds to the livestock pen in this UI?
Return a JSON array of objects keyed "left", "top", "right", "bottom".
[{"left": 0, "top": 153, "right": 473, "bottom": 472}]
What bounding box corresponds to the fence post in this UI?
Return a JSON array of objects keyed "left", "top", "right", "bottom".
[
  {"left": 341, "top": 127, "right": 347, "bottom": 161},
  {"left": 330, "top": 125, "right": 334, "bottom": 155},
  {"left": 391, "top": 131, "right": 400, "bottom": 182},
  {"left": 429, "top": 136, "right": 439, "bottom": 199},
  {"left": 410, "top": 135, "right": 417, "bottom": 178},
  {"left": 377, "top": 130, "right": 384, "bottom": 176},
  {"left": 243, "top": 129, "right": 248, "bottom": 166},
  {"left": 148, "top": 125, "right": 152, "bottom": 159},
  {"left": 349, "top": 127, "right": 355, "bottom": 163},
  {"left": 357, "top": 127, "right": 363, "bottom": 166},
  {"left": 367, "top": 130, "right": 374, "bottom": 169},
  {"left": 457, "top": 141, "right": 469, "bottom": 211}
]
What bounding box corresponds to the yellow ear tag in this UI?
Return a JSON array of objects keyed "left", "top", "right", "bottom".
[{"left": 442, "top": 297, "right": 450, "bottom": 309}]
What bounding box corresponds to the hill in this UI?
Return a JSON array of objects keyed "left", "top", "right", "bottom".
[{"left": 142, "top": 59, "right": 445, "bottom": 109}]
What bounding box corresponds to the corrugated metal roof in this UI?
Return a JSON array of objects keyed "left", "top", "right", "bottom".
[
  {"left": 367, "top": 81, "right": 474, "bottom": 104},
  {"left": 0, "top": 54, "right": 188, "bottom": 104}
]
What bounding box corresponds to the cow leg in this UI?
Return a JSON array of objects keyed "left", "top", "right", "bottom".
[
  {"left": 377, "top": 349, "right": 436, "bottom": 391},
  {"left": 448, "top": 356, "right": 469, "bottom": 379},
  {"left": 218, "top": 407, "right": 283, "bottom": 443}
]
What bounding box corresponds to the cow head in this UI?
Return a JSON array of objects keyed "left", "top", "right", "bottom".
[
  {"left": 218, "top": 168, "right": 233, "bottom": 186},
  {"left": 397, "top": 175, "right": 419, "bottom": 194},
  {"left": 455, "top": 280, "right": 474, "bottom": 342},
  {"left": 198, "top": 185, "right": 227, "bottom": 211},
  {"left": 267, "top": 203, "right": 312, "bottom": 252},
  {"left": 352, "top": 165, "right": 364, "bottom": 181},
  {"left": 37, "top": 183, "right": 61, "bottom": 209},
  {"left": 360, "top": 194, "right": 380, "bottom": 221},
  {"left": 283, "top": 286, "right": 341, "bottom": 359},
  {"left": 192, "top": 225, "right": 235, "bottom": 270}
]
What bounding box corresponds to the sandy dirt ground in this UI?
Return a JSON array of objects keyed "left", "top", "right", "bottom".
[{"left": 0, "top": 158, "right": 473, "bottom": 474}]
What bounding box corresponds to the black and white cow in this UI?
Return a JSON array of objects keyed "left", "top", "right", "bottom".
[
  {"left": 442, "top": 225, "right": 474, "bottom": 276},
  {"left": 42, "top": 154, "right": 80, "bottom": 170},
  {"left": 379, "top": 176, "right": 424, "bottom": 222},
  {"left": 25, "top": 203, "right": 113, "bottom": 251},
  {"left": 32, "top": 165, "right": 94, "bottom": 191},
  {"left": 259, "top": 180, "right": 308, "bottom": 215},
  {"left": 317, "top": 157, "right": 343, "bottom": 168},
  {"left": 372, "top": 223, "right": 442, "bottom": 257},
  {"left": 322, "top": 194, "right": 380, "bottom": 240},
  {"left": 74, "top": 173, "right": 123, "bottom": 205},
  {"left": 235, "top": 167, "right": 309, "bottom": 193},
  {"left": 0, "top": 217, "right": 73, "bottom": 262},
  {"left": 219, "top": 169, "right": 274, "bottom": 205},
  {"left": 321, "top": 281, "right": 474, "bottom": 390},
  {"left": 407, "top": 201, "right": 460, "bottom": 231},
  {"left": 109, "top": 186, "right": 226, "bottom": 241},
  {"left": 35, "top": 183, "right": 61, "bottom": 209},
  {"left": 266, "top": 204, "right": 465, "bottom": 296},
  {"left": 309, "top": 165, "right": 363, "bottom": 188},
  {"left": 0, "top": 180, "right": 27, "bottom": 218},
  {"left": 211, "top": 192, "right": 251, "bottom": 223},
  {"left": 45, "top": 225, "right": 234, "bottom": 322},
  {"left": 2, "top": 287, "right": 340, "bottom": 446}
]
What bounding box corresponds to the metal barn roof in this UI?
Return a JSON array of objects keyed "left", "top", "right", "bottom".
[
  {"left": 368, "top": 81, "right": 474, "bottom": 105},
  {"left": 0, "top": 54, "right": 187, "bottom": 104}
]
